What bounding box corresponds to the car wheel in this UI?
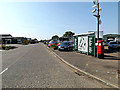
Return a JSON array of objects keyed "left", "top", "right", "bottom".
[{"left": 58, "top": 49, "right": 61, "bottom": 51}]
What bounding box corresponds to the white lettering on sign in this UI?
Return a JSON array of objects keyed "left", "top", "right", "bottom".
[
  {"left": 89, "top": 37, "right": 93, "bottom": 53},
  {"left": 75, "top": 38, "right": 77, "bottom": 49}
]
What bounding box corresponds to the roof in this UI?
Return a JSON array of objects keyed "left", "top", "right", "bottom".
[
  {"left": 73, "top": 32, "right": 95, "bottom": 36},
  {"left": 0, "top": 34, "right": 13, "bottom": 39},
  {"left": 13, "top": 37, "right": 25, "bottom": 38},
  {"left": 0, "top": 34, "right": 12, "bottom": 37}
]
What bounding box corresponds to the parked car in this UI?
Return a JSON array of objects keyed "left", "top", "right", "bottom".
[
  {"left": 30, "top": 40, "right": 36, "bottom": 44},
  {"left": 48, "top": 40, "right": 59, "bottom": 47},
  {"left": 108, "top": 41, "right": 120, "bottom": 49},
  {"left": 45, "top": 41, "right": 49, "bottom": 45},
  {"left": 58, "top": 41, "right": 74, "bottom": 51}
]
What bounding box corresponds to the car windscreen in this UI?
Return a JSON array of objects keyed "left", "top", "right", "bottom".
[
  {"left": 69, "top": 42, "right": 73, "bottom": 45},
  {"left": 61, "top": 42, "right": 70, "bottom": 45},
  {"left": 50, "top": 41, "right": 58, "bottom": 44}
]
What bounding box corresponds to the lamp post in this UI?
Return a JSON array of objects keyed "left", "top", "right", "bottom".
[
  {"left": 97, "top": 2, "right": 100, "bottom": 41},
  {"left": 92, "top": 0, "right": 102, "bottom": 57}
]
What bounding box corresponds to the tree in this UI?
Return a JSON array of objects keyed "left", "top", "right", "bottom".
[
  {"left": 63, "top": 31, "right": 75, "bottom": 37},
  {"left": 63, "top": 31, "right": 75, "bottom": 41},
  {"left": 52, "top": 35, "right": 59, "bottom": 40}
]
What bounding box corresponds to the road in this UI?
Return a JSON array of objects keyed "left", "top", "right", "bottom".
[{"left": 1, "top": 43, "right": 108, "bottom": 88}]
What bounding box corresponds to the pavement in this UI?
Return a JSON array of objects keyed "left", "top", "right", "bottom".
[
  {"left": 1, "top": 43, "right": 109, "bottom": 88},
  {"left": 48, "top": 46, "right": 119, "bottom": 88}
]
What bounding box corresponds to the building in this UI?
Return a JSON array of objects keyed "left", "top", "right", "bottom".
[
  {"left": 88, "top": 31, "right": 103, "bottom": 43},
  {"left": 13, "top": 37, "right": 27, "bottom": 44},
  {"left": 0, "top": 34, "right": 13, "bottom": 44}
]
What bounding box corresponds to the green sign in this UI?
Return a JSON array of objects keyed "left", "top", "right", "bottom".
[
  {"left": 88, "top": 36, "right": 95, "bottom": 56},
  {"left": 74, "top": 36, "right": 78, "bottom": 51}
]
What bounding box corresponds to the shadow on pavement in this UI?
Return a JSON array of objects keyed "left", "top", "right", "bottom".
[
  {"left": 104, "top": 55, "right": 119, "bottom": 60},
  {"left": 104, "top": 47, "right": 119, "bottom": 60},
  {"left": 54, "top": 49, "right": 74, "bottom": 52}
]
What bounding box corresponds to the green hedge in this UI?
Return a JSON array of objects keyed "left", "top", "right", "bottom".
[{"left": 0, "top": 45, "right": 16, "bottom": 50}]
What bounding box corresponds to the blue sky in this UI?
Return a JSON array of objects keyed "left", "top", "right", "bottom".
[{"left": 0, "top": 2, "right": 118, "bottom": 40}]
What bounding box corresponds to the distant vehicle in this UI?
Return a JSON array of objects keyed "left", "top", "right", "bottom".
[
  {"left": 45, "top": 41, "right": 49, "bottom": 45},
  {"left": 17, "top": 41, "right": 22, "bottom": 44},
  {"left": 69, "top": 41, "right": 74, "bottom": 47},
  {"left": 105, "top": 39, "right": 114, "bottom": 46},
  {"left": 108, "top": 41, "right": 120, "bottom": 49},
  {"left": 58, "top": 41, "right": 74, "bottom": 51},
  {"left": 48, "top": 40, "right": 59, "bottom": 47},
  {"left": 30, "top": 40, "right": 36, "bottom": 44}
]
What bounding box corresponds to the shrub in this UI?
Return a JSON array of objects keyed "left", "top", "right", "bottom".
[
  {"left": 1, "top": 45, "right": 16, "bottom": 50},
  {"left": 1, "top": 45, "right": 6, "bottom": 50}
]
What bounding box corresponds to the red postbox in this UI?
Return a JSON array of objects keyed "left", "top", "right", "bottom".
[{"left": 98, "top": 40, "right": 104, "bottom": 59}]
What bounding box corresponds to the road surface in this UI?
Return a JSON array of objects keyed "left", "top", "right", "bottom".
[{"left": 1, "top": 43, "right": 109, "bottom": 88}]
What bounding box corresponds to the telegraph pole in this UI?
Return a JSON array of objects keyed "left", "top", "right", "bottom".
[
  {"left": 92, "top": 0, "right": 102, "bottom": 57},
  {"left": 97, "top": 2, "right": 100, "bottom": 41}
]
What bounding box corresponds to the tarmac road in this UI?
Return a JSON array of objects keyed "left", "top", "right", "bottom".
[{"left": 1, "top": 43, "right": 109, "bottom": 88}]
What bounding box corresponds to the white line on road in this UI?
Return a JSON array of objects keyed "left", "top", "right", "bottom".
[{"left": 0, "top": 68, "right": 8, "bottom": 75}]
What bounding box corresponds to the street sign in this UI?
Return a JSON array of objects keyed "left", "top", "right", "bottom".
[
  {"left": 92, "top": 5, "right": 97, "bottom": 8},
  {"left": 93, "top": 14, "right": 100, "bottom": 17},
  {"left": 92, "top": 9, "right": 96, "bottom": 13},
  {"left": 74, "top": 36, "right": 78, "bottom": 51},
  {"left": 88, "top": 36, "right": 95, "bottom": 56}
]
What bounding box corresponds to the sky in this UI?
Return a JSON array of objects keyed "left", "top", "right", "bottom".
[{"left": 0, "top": 2, "right": 118, "bottom": 40}]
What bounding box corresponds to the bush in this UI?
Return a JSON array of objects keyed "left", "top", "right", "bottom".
[
  {"left": 1, "top": 45, "right": 16, "bottom": 50},
  {"left": 1, "top": 45, "right": 6, "bottom": 50},
  {"left": 22, "top": 43, "right": 28, "bottom": 45},
  {"left": 7, "top": 46, "right": 16, "bottom": 49}
]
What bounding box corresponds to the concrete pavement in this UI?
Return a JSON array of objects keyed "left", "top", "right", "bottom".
[
  {"left": 1, "top": 43, "right": 109, "bottom": 88},
  {"left": 52, "top": 47, "right": 119, "bottom": 88}
]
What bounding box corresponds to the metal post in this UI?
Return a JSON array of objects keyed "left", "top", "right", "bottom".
[
  {"left": 92, "top": 0, "right": 101, "bottom": 58},
  {"left": 97, "top": 2, "right": 100, "bottom": 58},
  {"left": 97, "top": 2, "right": 100, "bottom": 41}
]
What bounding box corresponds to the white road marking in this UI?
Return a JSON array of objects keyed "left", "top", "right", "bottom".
[{"left": 0, "top": 68, "right": 8, "bottom": 75}]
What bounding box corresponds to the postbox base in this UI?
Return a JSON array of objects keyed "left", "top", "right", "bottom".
[{"left": 98, "top": 54, "right": 104, "bottom": 59}]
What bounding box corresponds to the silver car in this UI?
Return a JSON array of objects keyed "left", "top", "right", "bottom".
[{"left": 108, "top": 41, "right": 120, "bottom": 49}]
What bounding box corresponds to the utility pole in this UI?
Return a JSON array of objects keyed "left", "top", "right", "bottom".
[
  {"left": 92, "top": 0, "right": 102, "bottom": 57},
  {"left": 97, "top": 2, "right": 100, "bottom": 41}
]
